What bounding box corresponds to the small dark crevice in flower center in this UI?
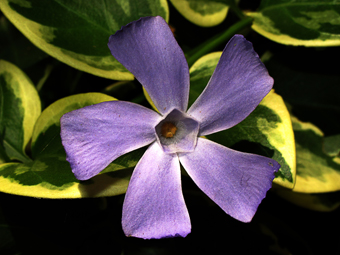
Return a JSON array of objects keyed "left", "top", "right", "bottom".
[{"left": 161, "top": 122, "right": 177, "bottom": 138}]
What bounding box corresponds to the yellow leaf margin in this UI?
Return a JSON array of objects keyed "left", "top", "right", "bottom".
[
  {"left": 0, "top": 163, "right": 131, "bottom": 198},
  {"left": 0, "top": 60, "right": 41, "bottom": 159},
  {"left": 248, "top": 12, "right": 340, "bottom": 47},
  {"left": 170, "top": 0, "right": 228, "bottom": 27},
  {"left": 291, "top": 116, "right": 340, "bottom": 193}
]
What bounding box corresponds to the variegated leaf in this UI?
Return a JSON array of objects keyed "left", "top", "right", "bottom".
[
  {"left": 0, "top": 0, "right": 169, "bottom": 79},
  {"left": 248, "top": 0, "right": 340, "bottom": 46},
  {"left": 290, "top": 116, "right": 340, "bottom": 193},
  {"left": 0, "top": 60, "right": 41, "bottom": 162},
  {"left": 275, "top": 189, "right": 340, "bottom": 212},
  {"left": 169, "top": 0, "right": 228, "bottom": 27}
]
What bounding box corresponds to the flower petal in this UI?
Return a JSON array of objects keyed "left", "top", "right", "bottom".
[
  {"left": 60, "top": 101, "right": 161, "bottom": 180},
  {"left": 108, "top": 16, "right": 190, "bottom": 114},
  {"left": 179, "top": 138, "right": 280, "bottom": 222},
  {"left": 188, "top": 35, "right": 274, "bottom": 136},
  {"left": 122, "top": 142, "right": 191, "bottom": 239}
]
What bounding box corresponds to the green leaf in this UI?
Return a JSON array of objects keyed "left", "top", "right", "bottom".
[
  {"left": 0, "top": 0, "right": 169, "bottom": 80},
  {"left": 0, "top": 60, "right": 41, "bottom": 162},
  {"left": 0, "top": 93, "right": 143, "bottom": 198},
  {"left": 169, "top": 0, "right": 228, "bottom": 27},
  {"left": 324, "top": 134, "right": 340, "bottom": 157},
  {"left": 0, "top": 145, "right": 9, "bottom": 164},
  {"left": 248, "top": 0, "right": 340, "bottom": 46},
  {"left": 290, "top": 116, "right": 340, "bottom": 193},
  {"left": 189, "top": 52, "right": 296, "bottom": 188},
  {"left": 0, "top": 13, "right": 48, "bottom": 69}
]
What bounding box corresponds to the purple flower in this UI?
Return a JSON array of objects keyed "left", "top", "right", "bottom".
[{"left": 60, "top": 16, "right": 280, "bottom": 239}]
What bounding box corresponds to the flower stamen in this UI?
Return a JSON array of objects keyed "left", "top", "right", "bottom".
[{"left": 161, "top": 122, "right": 177, "bottom": 138}]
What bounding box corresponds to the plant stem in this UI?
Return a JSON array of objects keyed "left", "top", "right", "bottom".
[
  {"left": 186, "top": 17, "right": 252, "bottom": 67},
  {"left": 36, "top": 64, "right": 54, "bottom": 91}
]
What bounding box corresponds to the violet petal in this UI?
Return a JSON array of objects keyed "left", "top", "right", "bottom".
[
  {"left": 179, "top": 138, "right": 279, "bottom": 222},
  {"left": 108, "top": 16, "right": 190, "bottom": 114},
  {"left": 122, "top": 142, "right": 191, "bottom": 239},
  {"left": 188, "top": 35, "right": 274, "bottom": 136},
  {"left": 60, "top": 101, "right": 161, "bottom": 180}
]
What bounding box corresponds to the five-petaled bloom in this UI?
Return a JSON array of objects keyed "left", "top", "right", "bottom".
[{"left": 60, "top": 16, "right": 280, "bottom": 239}]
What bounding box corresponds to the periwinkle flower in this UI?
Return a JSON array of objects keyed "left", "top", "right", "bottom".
[{"left": 60, "top": 16, "right": 280, "bottom": 239}]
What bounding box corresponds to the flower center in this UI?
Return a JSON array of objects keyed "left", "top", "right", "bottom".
[
  {"left": 155, "top": 108, "right": 200, "bottom": 154},
  {"left": 161, "top": 122, "right": 177, "bottom": 138}
]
